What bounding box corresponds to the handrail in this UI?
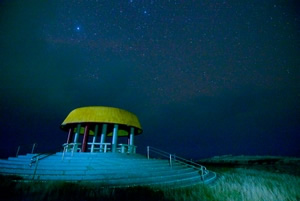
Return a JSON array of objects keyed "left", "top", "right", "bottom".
[
  {"left": 147, "top": 146, "right": 209, "bottom": 180},
  {"left": 29, "top": 151, "right": 57, "bottom": 180},
  {"left": 62, "top": 143, "right": 82, "bottom": 157},
  {"left": 16, "top": 143, "right": 37, "bottom": 157},
  {"left": 29, "top": 152, "right": 56, "bottom": 167}
]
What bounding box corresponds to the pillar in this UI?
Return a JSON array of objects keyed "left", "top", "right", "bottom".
[
  {"left": 100, "top": 124, "right": 107, "bottom": 144},
  {"left": 91, "top": 124, "right": 99, "bottom": 152},
  {"left": 112, "top": 124, "right": 118, "bottom": 152},
  {"left": 74, "top": 124, "right": 81, "bottom": 143},
  {"left": 82, "top": 125, "right": 90, "bottom": 152},
  {"left": 129, "top": 127, "right": 135, "bottom": 153},
  {"left": 67, "top": 127, "right": 73, "bottom": 143},
  {"left": 129, "top": 127, "right": 134, "bottom": 146},
  {"left": 73, "top": 124, "right": 81, "bottom": 152},
  {"left": 100, "top": 124, "right": 107, "bottom": 152}
]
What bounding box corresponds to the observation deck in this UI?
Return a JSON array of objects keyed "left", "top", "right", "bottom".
[{"left": 0, "top": 106, "right": 217, "bottom": 187}]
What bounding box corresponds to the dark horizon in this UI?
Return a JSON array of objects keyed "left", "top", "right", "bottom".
[{"left": 0, "top": 0, "right": 299, "bottom": 159}]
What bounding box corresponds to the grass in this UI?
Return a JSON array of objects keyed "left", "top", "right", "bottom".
[
  {"left": 0, "top": 176, "right": 169, "bottom": 201},
  {"left": 164, "top": 167, "right": 300, "bottom": 201},
  {"left": 0, "top": 166, "right": 299, "bottom": 201}
]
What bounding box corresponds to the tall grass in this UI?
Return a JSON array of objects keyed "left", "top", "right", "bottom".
[
  {"left": 0, "top": 167, "right": 299, "bottom": 201},
  {"left": 164, "top": 168, "right": 300, "bottom": 201}
]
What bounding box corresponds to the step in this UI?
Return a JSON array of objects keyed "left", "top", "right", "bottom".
[
  {"left": 0, "top": 165, "right": 193, "bottom": 179},
  {"left": 0, "top": 152, "right": 216, "bottom": 187},
  {"left": 6, "top": 157, "right": 170, "bottom": 167},
  {"left": 1, "top": 167, "right": 199, "bottom": 180},
  {"left": 0, "top": 169, "right": 213, "bottom": 188},
  {"left": 3, "top": 172, "right": 203, "bottom": 188},
  {"left": 0, "top": 164, "right": 195, "bottom": 176},
  {"left": 33, "top": 161, "right": 173, "bottom": 168},
  {"left": 6, "top": 163, "right": 174, "bottom": 172},
  {"left": 28, "top": 169, "right": 200, "bottom": 182},
  {"left": 0, "top": 159, "right": 188, "bottom": 170},
  {"left": 2, "top": 157, "right": 170, "bottom": 166},
  {"left": 9, "top": 152, "right": 147, "bottom": 161},
  {"left": 0, "top": 163, "right": 174, "bottom": 169}
]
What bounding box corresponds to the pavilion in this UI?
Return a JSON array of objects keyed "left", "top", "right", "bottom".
[{"left": 60, "top": 106, "right": 142, "bottom": 154}]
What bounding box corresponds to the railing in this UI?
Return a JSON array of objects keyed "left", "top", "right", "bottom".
[
  {"left": 87, "top": 142, "right": 111, "bottom": 153},
  {"left": 29, "top": 152, "right": 56, "bottom": 167},
  {"left": 16, "top": 143, "right": 37, "bottom": 157},
  {"left": 147, "top": 146, "right": 209, "bottom": 180},
  {"left": 118, "top": 144, "right": 137, "bottom": 154},
  {"left": 62, "top": 143, "right": 82, "bottom": 153},
  {"left": 62, "top": 142, "right": 136, "bottom": 155},
  {"left": 29, "top": 152, "right": 57, "bottom": 180}
]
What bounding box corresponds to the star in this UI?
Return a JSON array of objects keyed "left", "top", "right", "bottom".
[{"left": 0, "top": 0, "right": 299, "bottom": 161}]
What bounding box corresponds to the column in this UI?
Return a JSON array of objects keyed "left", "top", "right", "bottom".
[
  {"left": 74, "top": 124, "right": 80, "bottom": 143},
  {"left": 100, "top": 124, "right": 107, "bottom": 152},
  {"left": 73, "top": 124, "right": 81, "bottom": 152},
  {"left": 91, "top": 124, "right": 99, "bottom": 152},
  {"left": 112, "top": 124, "right": 118, "bottom": 152},
  {"left": 82, "top": 124, "right": 90, "bottom": 152},
  {"left": 67, "top": 127, "right": 73, "bottom": 143},
  {"left": 100, "top": 124, "right": 107, "bottom": 144},
  {"left": 129, "top": 127, "right": 135, "bottom": 146},
  {"left": 129, "top": 127, "right": 135, "bottom": 153}
]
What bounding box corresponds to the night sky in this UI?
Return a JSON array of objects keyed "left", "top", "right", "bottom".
[{"left": 0, "top": 0, "right": 299, "bottom": 159}]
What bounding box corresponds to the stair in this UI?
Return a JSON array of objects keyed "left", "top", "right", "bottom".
[{"left": 0, "top": 152, "right": 216, "bottom": 188}]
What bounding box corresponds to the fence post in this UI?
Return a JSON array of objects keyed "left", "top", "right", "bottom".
[
  {"left": 169, "top": 154, "right": 172, "bottom": 168},
  {"left": 32, "top": 157, "right": 39, "bottom": 180},
  {"left": 147, "top": 146, "right": 150, "bottom": 159},
  {"left": 16, "top": 146, "right": 20, "bottom": 157},
  {"left": 62, "top": 145, "right": 66, "bottom": 161},
  {"left": 31, "top": 143, "right": 36, "bottom": 154}
]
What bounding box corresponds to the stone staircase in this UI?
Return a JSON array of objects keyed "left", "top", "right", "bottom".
[{"left": 0, "top": 152, "right": 216, "bottom": 188}]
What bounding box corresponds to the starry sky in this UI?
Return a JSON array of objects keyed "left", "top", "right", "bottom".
[{"left": 0, "top": 0, "right": 299, "bottom": 159}]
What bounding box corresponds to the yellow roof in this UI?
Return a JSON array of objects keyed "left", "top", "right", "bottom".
[{"left": 60, "top": 106, "right": 142, "bottom": 135}]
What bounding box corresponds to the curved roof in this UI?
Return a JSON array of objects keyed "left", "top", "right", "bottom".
[{"left": 61, "top": 106, "right": 142, "bottom": 135}]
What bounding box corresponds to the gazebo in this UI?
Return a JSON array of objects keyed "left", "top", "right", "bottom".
[{"left": 60, "top": 106, "right": 142, "bottom": 154}]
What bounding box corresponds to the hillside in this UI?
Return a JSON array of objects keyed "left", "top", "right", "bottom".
[{"left": 198, "top": 155, "right": 300, "bottom": 176}]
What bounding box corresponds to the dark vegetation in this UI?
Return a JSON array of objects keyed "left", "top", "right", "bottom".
[
  {"left": 0, "top": 175, "right": 170, "bottom": 201},
  {"left": 198, "top": 155, "right": 300, "bottom": 176}
]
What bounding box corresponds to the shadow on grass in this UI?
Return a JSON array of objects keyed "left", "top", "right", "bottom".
[{"left": 0, "top": 175, "right": 171, "bottom": 201}]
